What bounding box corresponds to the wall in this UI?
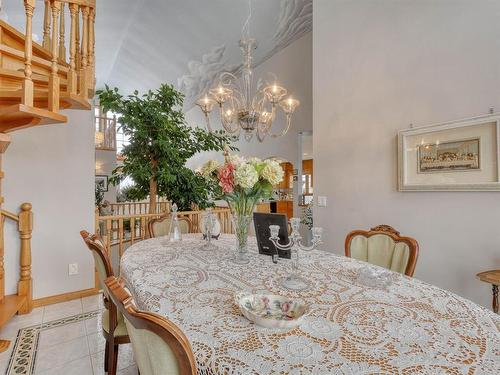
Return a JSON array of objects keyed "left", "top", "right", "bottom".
[
  {"left": 313, "top": 0, "right": 500, "bottom": 307},
  {"left": 185, "top": 32, "right": 312, "bottom": 169},
  {"left": 3, "top": 109, "right": 95, "bottom": 299}
]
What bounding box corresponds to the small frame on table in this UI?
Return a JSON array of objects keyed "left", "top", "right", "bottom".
[
  {"left": 253, "top": 213, "right": 290, "bottom": 259},
  {"left": 398, "top": 113, "right": 500, "bottom": 191}
]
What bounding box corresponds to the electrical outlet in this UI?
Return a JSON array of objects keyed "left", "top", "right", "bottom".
[
  {"left": 318, "top": 196, "right": 327, "bottom": 207},
  {"left": 68, "top": 263, "right": 79, "bottom": 276}
]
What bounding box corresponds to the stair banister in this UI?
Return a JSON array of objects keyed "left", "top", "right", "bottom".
[
  {"left": 58, "top": 2, "right": 66, "bottom": 61},
  {"left": 68, "top": 3, "right": 78, "bottom": 95},
  {"left": 79, "top": 4, "right": 89, "bottom": 99},
  {"left": 48, "top": 0, "right": 60, "bottom": 112},
  {"left": 22, "top": 0, "right": 35, "bottom": 107},
  {"left": 42, "top": 0, "right": 51, "bottom": 50}
]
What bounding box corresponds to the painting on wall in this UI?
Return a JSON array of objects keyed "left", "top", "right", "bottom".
[
  {"left": 398, "top": 113, "right": 500, "bottom": 191},
  {"left": 95, "top": 175, "right": 109, "bottom": 192},
  {"left": 418, "top": 138, "right": 480, "bottom": 173}
]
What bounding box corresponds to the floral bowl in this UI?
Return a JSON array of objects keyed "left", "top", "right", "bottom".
[{"left": 234, "top": 292, "right": 309, "bottom": 329}]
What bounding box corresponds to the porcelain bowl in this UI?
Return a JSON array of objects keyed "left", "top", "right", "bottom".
[{"left": 234, "top": 292, "right": 309, "bottom": 329}]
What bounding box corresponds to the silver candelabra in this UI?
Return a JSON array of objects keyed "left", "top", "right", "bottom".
[{"left": 269, "top": 218, "right": 323, "bottom": 291}]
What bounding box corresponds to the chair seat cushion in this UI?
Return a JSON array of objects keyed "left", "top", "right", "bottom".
[{"left": 102, "top": 310, "right": 128, "bottom": 337}]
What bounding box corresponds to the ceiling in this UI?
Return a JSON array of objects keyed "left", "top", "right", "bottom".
[{"left": 2, "top": 0, "right": 311, "bottom": 107}]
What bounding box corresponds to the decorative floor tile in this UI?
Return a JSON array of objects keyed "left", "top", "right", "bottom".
[{"left": 6, "top": 310, "right": 100, "bottom": 375}]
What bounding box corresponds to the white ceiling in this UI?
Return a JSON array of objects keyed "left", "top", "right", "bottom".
[{"left": 2, "top": 0, "right": 312, "bottom": 106}]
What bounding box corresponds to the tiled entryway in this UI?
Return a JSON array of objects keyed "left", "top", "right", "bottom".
[{"left": 0, "top": 294, "right": 137, "bottom": 375}]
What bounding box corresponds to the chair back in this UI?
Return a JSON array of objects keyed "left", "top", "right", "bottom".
[
  {"left": 148, "top": 215, "right": 192, "bottom": 238},
  {"left": 80, "top": 230, "right": 114, "bottom": 289},
  {"left": 104, "top": 276, "right": 197, "bottom": 375},
  {"left": 345, "top": 225, "right": 419, "bottom": 276}
]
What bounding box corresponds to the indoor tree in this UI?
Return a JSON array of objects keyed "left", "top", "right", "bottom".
[{"left": 97, "top": 84, "right": 234, "bottom": 212}]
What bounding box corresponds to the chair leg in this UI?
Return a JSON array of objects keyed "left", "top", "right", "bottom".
[
  {"left": 108, "top": 341, "right": 118, "bottom": 375},
  {"left": 104, "top": 342, "right": 109, "bottom": 372},
  {"left": 112, "top": 344, "right": 119, "bottom": 374}
]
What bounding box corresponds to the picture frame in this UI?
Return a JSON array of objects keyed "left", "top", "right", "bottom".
[
  {"left": 253, "top": 213, "right": 291, "bottom": 259},
  {"left": 95, "top": 175, "right": 109, "bottom": 192},
  {"left": 398, "top": 113, "right": 500, "bottom": 191}
]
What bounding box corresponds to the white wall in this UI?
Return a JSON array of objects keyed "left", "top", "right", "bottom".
[
  {"left": 314, "top": 0, "right": 500, "bottom": 308},
  {"left": 186, "top": 32, "right": 312, "bottom": 169},
  {"left": 3, "top": 109, "right": 95, "bottom": 299}
]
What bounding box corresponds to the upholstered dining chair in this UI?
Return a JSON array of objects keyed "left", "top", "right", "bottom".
[
  {"left": 148, "top": 214, "right": 192, "bottom": 238},
  {"left": 344, "top": 225, "right": 419, "bottom": 277},
  {"left": 104, "top": 276, "right": 197, "bottom": 375},
  {"left": 80, "top": 231, "right": 130, "bottom": 375}
]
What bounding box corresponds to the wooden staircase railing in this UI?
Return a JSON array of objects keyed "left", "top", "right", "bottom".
[
  {"left": 0, "top": 0, "right": 96, "bottom": 132},
  {"left": 0, "top": 0, "right": 97, "bottom": 352}
]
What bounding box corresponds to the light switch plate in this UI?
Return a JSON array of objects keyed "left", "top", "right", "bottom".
[
  {"left": 68, "top": 263, "right": 79, "bottom": 276},
  {"left": 318, "top": 196, "right": 327, "bottom": 207}
]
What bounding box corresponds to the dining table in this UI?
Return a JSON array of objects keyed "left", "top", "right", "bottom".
[{"left": 120, "top": 234, "right": 500, "bottom": 374}]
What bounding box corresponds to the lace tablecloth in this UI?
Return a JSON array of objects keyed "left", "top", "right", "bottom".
[{"left": 120, "top": 234, "right": 500, "bottom": 374}]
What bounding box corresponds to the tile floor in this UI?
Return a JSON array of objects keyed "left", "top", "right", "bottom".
[{"left": 0, "top": 294, "right": 137, "bottom": 375}]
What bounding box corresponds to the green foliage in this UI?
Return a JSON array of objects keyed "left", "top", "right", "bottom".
[{"left": 96, "top": 84, "right": 235, "bottom": 211}]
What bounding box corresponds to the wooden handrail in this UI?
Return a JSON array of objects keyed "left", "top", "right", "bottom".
[
  {"left": 0, "top": 203, "right": 34, "bottom": 312},
  {"left": 0, "top": 210, "right": 19, "bottom": 222}
]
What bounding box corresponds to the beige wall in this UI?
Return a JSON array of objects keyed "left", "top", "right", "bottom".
[
  {"left": 314, "top": 0, "right": 500, "bottom": 307},
  {"left": 3, "top": 109, "right": 95, "bottom": 299}
]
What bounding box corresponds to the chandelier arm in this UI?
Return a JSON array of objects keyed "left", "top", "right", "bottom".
[
  {"left": 269, "top": 112, "right": 293, "bottom": 138},
  {"left": 204, "top": 111, "right": 214, "bottom": 133},
  {"left": 219, "top": 72, "right": 245, "bottom": 96}
]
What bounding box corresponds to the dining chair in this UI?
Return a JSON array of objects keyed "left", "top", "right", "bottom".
[
  {"left": 344, "top": 225, "right": 419, "bottom": 277},
  {"left": 104, "top": 276, "right": 197, "bottom": 375},
  {"left": 148, "top": 214, "right": 192, "bottom": 238},
  {"left": 80, "top": 230, "right": 130, "bottom": 375}
]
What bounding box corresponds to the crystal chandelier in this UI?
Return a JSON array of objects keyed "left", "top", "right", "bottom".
[{"left": 195, "top": 1, "right": 300, "bottom": 142}]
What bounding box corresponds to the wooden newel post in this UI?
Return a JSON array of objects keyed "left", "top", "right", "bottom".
[{"left": 17, "top": 202, "right": 33, "bottom": 314}]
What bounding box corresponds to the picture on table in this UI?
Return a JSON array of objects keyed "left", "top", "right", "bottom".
[
  {"left": 418, "top": 138, "right": 480, "bottom": 173},
  {"left": 95, "top": 175, "right": 109, "bottom": 192}
]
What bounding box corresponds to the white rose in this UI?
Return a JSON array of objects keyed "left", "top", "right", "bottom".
[
  {"left": 261, "top": 160, "right": 284, "bottom": 185},
  {"left": 227, "top": 153, "right": 246, "bottom": 166},
  {"left": 234, "top": 163, "right": 259, "bottom": 189},
  {"left": 200, "top": 160, "right": 220, "bottom": 178}
]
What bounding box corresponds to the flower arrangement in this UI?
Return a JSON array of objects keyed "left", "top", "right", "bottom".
[
  {"left": 199, "top": 152, "right": 284, "bottom": 215},
  {"left": 199, "top": 151, "right": 284, "bottom": 264}
]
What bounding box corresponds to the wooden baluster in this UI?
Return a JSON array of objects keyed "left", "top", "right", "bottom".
[
  {"left": 58, "top": 2, "right": 66, "bottom": 61},
  {"left": 75, "top": 5, "right": 80, "bottom": 71},
  {"left": 94, "top": 207, "right": 99, "bottom": 234},
  {"left": 118, "top": 218, "right": 124, "bottom": 257},
  {"left": 48, "top": 0, "right": 60, "bottom": 112},
  {"left": 68, "top": 3, "right": 78, "bottom": 94},
  {"left": 140, "top": 217, "right": 146, "bottom": 240},
  {"left": 42, "top": 0, "right": 51, "bottom": 50},
  {"left": 105, "top": 218, "right": 112, "bottom": 254},
  {"left": 130, "top": 217, "right": 136, "bottom": 245},
  {"left": 87, "top": 6, "right": 95, "bottom": 94},
  {"left": 79, "top": 5, "right": 89, "bottom": 99},
  {"left": 18, "top": 203, "right": 33, "bottom": 314},
  {"left": 22, "top": 0, "right": 35, "bottom": 107},
  {"left": 0, "top": 134, "right": 11, "bottom": 306}
]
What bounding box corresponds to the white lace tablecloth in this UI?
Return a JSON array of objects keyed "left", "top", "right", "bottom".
[{"left": 120, "top": 234, "right": 500, "bottom": 374}]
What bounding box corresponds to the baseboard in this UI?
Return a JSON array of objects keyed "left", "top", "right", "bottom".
[{"left": 33, "top": 287, "right": 100, "bottom": 308}]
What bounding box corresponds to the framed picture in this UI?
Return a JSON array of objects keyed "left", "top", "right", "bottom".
[
  {"left": 398, "top": 113, "right": 500, "bottom": 191},
  {"left": 95, "top": 175, "right": 109, "bottom": 192},
  {"left": 253, "top": 213, "right": 291, "bottom": 259}
]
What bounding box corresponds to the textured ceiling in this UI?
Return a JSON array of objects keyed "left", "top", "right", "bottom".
[{"left": 2, "top": 0, "right": 312, "bottom": 105}]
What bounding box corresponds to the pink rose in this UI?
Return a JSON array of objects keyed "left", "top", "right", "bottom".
[{"left": 218, "top": 163, "right": 235, "bottom": 194}]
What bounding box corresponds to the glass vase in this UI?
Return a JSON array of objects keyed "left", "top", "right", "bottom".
[{"left": 231, "top": 213, "right": 252, "bottom": 264}]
